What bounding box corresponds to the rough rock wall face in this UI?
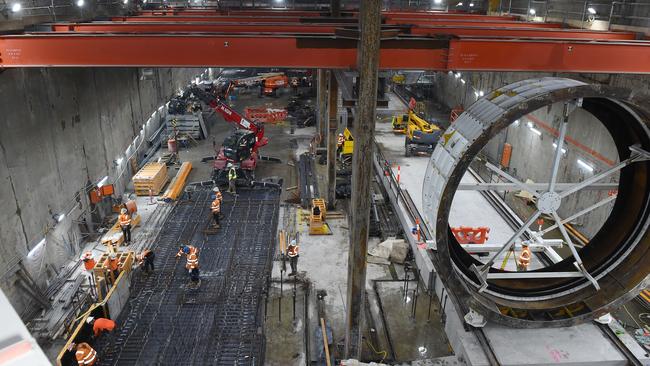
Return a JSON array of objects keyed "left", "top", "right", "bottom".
[{"left": 0, "top": 67, "right": 201, "bottom": 317}]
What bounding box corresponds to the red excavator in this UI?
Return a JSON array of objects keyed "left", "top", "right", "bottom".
[{"left": 187, "top": 85, "right": 271, "bottom": 184}]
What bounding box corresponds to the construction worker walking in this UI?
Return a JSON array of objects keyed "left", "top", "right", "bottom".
[
  {"left": 227, "top": 164, "right": 237, "bottom": 194},
  {"left": 137, "top": 249, "right": 155, "bottom": 273},
  {"left": 211, "top": 187, "right": 223, "bottom": 228},
  {"left": 287, "top": 239, "right": 299, "bottom": 276},
  {"left": 70, "top": 342, "right": 97, "bottom": 366},
  {"left": 86, "top": 316, "right": 116, "bottom": 337},
  {"left": 119, "top": 208, "right": 132, "bottom": 244}
]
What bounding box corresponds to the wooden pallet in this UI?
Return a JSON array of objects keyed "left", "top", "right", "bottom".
[{"left": 133, "top": 162, "right": 168, "bottom": 196}]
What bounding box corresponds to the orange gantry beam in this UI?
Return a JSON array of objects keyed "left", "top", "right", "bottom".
[
  {"left": 2, "top": 10, "right": 649, "bottom": 72},
  {"left": 47, "top": 22, "right": 636, "bottom": 41},
  {"left": 2, "top": 34, "right": 650, "bottom": 74}
]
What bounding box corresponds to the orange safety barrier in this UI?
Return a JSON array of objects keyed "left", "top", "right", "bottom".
[
  {"left": 450, "top": 105, "right": 464, "bottom": 123},
  {"left": 451, "top": 226, "right": 490, "bottom": 244},
  {"left": 244, "top": 107, "right": 288, "bottom": 123}
]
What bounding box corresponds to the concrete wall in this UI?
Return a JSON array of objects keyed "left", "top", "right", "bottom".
[
  {"left": 0, "top": 67, "right": 202, "bottom": 317},
  {"left": 430, "top": 71, "right": 648, "bottom": 239}
]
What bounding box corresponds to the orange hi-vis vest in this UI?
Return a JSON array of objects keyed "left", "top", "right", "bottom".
[
  {"left": 211, "top": 198, "right": 221, "bottom": 213},
  {"left": 119, "top": 213, "right": 131, "bottom": 227},
  {"left": 186, "top": 253, "right": 199, "bottom": 270},
  {"left": 104, "top": 257, "right": 119, "bottom": 271},
  {"left": 75, "top": 343, "right": 97, "bottom": 366},
  {"left": 288, "top": 245, "right": 299, "bottom": 257},
  {"left": 519, "top": 246, "right": 532, "bottom": 267}
]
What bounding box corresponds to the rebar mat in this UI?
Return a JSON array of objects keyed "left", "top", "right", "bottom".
[{"left": 94, "top": 187, "right": 280, "bottom": 366}]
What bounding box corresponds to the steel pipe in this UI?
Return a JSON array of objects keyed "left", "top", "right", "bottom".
[{"left": 423, "top": 77, "right": 650, "bottom": 327}]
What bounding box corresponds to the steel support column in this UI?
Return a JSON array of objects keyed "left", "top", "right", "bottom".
[
  {"left": 317, "top": 69, "right": 328, "bottom": 147},
  {"left": 344, "top": 0, "right": 381, "bottom": 358},
  {"left": 327, "top": 70, "right": 338, "bottom": 209}
]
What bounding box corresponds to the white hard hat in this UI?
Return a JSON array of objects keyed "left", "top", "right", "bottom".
[
  {"left": 339, "top": 133, "right": 343, "bottom": 136},
  {"left": 289, "top": 239, "right": 296, "bottom": 246},
  {"left": 213, "top": 187, "right": 220, "bottom": 192},
  {"left": 86, "top": 316, "right": 94, "bottom": 324},
  {"left": 109, "top": 252, "right": 117, "bottom": 259},
  {"left": 121, "top": 208, "right": 127, "bottom": 214}
]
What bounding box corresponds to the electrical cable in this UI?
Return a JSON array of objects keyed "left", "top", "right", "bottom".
[
  {"left": 365, "top": 339, "right": 387, "bottom": 363},
  {"left": 624, "top": 304, "right": 643, "bottom": 329}
]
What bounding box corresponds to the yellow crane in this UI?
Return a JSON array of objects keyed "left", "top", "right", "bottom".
[{"left": 391, "top": 110, "right": 442, "bottom": 156}]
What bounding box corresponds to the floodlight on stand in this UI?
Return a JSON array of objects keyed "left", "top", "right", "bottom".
[
  {"left": 587, "top": 7, "right": 596, "bottom": 14},
  {"left": 457, "top": 2, "right": 463, "bottom": 6},
  {"left": 11, "top": 3, "right": 21, "bottom": 12},
  {"left": 469, "top": 2, "right": 474, "bottom": 7},
  {"left": 529, "top": 8, "right": 536, "bottom": 15},
  {"left": 76, "top": 0, "right": 84, "bottom": 7}
]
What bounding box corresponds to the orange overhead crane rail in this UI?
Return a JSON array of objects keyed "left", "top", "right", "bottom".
[{"left": 1, "top": 10, "right": 650, "bottom": 73}]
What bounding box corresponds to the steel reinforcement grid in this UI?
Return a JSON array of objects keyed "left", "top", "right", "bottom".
[{"left": 94, "top": 187, "right": 280, "bottom": 366}]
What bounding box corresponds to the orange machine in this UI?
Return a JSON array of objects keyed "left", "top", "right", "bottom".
[
  {"left": 261, "top": 75, "right": 289, "bottom": 96},
  {"left": 230, "top": 73, "right": 289, "bottom": 97}
]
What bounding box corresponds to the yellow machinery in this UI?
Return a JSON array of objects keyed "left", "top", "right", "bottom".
[
  {"left": 392, "top": 110, "right": 442, "bottom": 156},
  {"left": 341, "top": 128, "right": 354, "bottom": 155},
  {"left": 309, "top": 199, "right": 331, "bottom": 235}
]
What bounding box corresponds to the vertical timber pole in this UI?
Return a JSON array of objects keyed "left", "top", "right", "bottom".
[
  {"left": 344, "top": 0, "right": 381, "bottom": 359},
  {"left": 317, "top": 69, "right": 329, "bottom": 147},
  {"left": 327, "top": 72, "right": 338, "bottom": 209},
  {"left": 330, "top": 0, "right": 341, "bottom": 17}
]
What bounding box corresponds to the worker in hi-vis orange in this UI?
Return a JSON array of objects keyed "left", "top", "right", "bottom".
[
  {"left": 211, "top": 187, "right": 222, "bottom": 228},
  {"left": 81, "top": 252, "right": 96, "bottom": 271},
  {"left": 287, "top": 239, "right": 299, "bottom": 276},
  {"left": 86, "top": 316, "right": 116, "bottom": 337},
  {"left": 70, "top": 342, "right": 97, "bottom": 366},
  {"left": 518, "top": 243, "right": 532, "bottom": 271},
  {"left": 119, "top": 208, "right": 132, "bottom": 244}
]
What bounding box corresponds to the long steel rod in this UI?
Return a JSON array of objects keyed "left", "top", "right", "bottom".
[
  {"left": 541, "top": 194, "right": 617, "bottom": 235},
  {"left": 485, "top": 162, "right": 541, "bottom": 198}
]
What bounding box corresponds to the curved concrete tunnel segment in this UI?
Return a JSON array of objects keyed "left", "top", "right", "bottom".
[{"left": 422, "top": 77, "right": 650, "bottom": 327}]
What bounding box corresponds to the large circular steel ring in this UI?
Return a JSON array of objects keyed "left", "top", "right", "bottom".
[{"left": 422, "top": 77, "right": 650, "bottom": 327}]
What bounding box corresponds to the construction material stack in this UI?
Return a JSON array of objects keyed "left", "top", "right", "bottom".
[{"left": 132, "top": 162, "right": 168, "bottom": 196}]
